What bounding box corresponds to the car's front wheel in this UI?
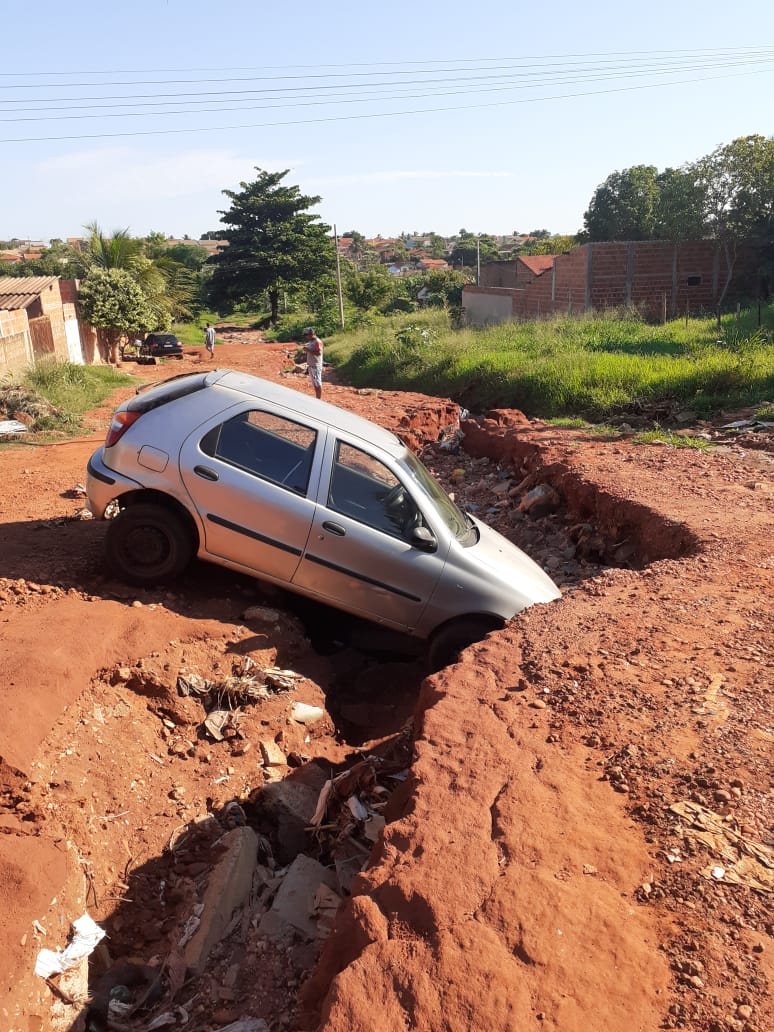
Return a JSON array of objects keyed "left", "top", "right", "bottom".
[
  {"left": 105, "top": 503, "right": 194, "bottom": 585},
  {"left": 427, "top": 616, "right": 502, "bottom": 672}
]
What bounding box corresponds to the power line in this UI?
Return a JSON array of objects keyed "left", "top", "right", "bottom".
[
  {"left": 1, "top": 58, "right": 770, "bottom": 124},
  {"left": 0, "top": 44, "right": 770, "bottom": 77},
  {"left": 1, "top": 48, "right": 773, "bottom": 91},
  {"left": 1, "top": 66, "right": 769, "bottom": 145},
  {"left": 1, "top": 53, "right": 771, "bottom": 110}
]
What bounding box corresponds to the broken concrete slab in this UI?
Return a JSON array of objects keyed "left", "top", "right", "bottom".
[
  {"left": 258, "top": 855, "right": 339, "bottom": 941},
  {"left": 252, "top": 763, "right": 329, "bottom": 864},
  {"left": 183, "top": 827, "right": 259, "bottom": 974},
  {"left": 259, "top": 739, "right": 287, "bottom": 767}
]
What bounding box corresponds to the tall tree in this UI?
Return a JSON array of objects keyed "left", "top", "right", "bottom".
[
  {"left": 77, "top": 269, "right": 156, "bottom": 363},
  {"left": 653, "top": 167, "right": 707, "bottom": 241},
  {"left": 583, "top": 165, "right": 660, "bottom": 241},
  {"left": 449, "top": 232, "right": 499, "bottom": 268},
  {"left": 688, "top": 135, "right": 774, "bottom": 309},
  {"left": 207, "top": 168, "right": 334, "bottom": 324}
]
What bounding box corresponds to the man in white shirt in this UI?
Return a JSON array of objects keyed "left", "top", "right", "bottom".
[{"left": 303, "top": 327, "right": 323, "bottom": 399}]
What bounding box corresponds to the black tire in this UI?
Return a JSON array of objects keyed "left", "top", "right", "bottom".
[
  {"left": 105, "top": 503, "right": 194, "bottom": 586},
  {"left": 427, "top": 617, "right": 501, "bottom": 672}
]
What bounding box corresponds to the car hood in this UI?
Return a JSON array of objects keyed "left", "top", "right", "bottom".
[{"left": 469, "top": 516, "right": 562, "bottom": 607}]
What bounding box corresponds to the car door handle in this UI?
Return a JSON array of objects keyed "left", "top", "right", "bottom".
[
  {"left": 321, "top": 521, "right": 346, "bottom": 537},
  {"left": 194, "top": 465, "right": 219, "bottom": 482}
]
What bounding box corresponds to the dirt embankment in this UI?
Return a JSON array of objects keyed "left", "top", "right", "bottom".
[{"left": 0, "top": 335, "right": 772, "bottom": 1032}]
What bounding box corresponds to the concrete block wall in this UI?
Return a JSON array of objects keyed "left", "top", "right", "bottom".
[
  {"left": 462, "top": 286, "right": 517, "bottom": 325},
  {"left": 479, "top": 262, "right": 520, "bottom": 289},
  {"left": 0, "top": 329, "right": 34, "bottom": 375},
  {"left": 464, "top": 239, "right": 739, "bottom": 327}
]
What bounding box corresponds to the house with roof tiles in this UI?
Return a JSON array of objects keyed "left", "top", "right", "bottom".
[{"left": 0, "top": 276, "right": 98, "bottom": 376}]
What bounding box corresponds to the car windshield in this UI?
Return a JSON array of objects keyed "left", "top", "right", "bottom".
[{"left": 402, "top": 450, "right": 477, "bottom": 544}]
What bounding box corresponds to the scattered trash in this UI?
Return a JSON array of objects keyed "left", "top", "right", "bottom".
[
  {"left": 291, "top": 701, "right": 325, "bottom": 725},
  {"left": 62, "top": 483, "right": 87, "bottom": 498},
  {"left": 213, "top": 1018, "right": 270, "bottom": 1031},
  {"left": 720, "top": 417, "right": 774, "bottom": 431},
  {"left": 204, "top": 708, "right": 234, "bottom": 742},
  {"left": 34, "top": 912, "right": 105, "bottom": 978},
  {"left": 222, "top": 800, "right": 247, "bottom": 829},
  {"left": 147, "top": 1007, "right": 189, "bottom": 1029},
  {"left": 519, "top": 483, "right": 560, "bottom": 518},
  {"left": 178, "top": 662, "right": 305, "bottom": 742},
  {"left": 0, "top": 419, "right": 28, "bottom": 436},
  {"left": 669, "top": 800, "right": 774, "bottom": 892}
]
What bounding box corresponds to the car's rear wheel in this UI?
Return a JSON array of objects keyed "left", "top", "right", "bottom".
[
  {"left": 427, "top": 616, "right": 502, "bottom": 672},
  {"left": 105, "top": 503, "right": 194, "bottom": 585}
]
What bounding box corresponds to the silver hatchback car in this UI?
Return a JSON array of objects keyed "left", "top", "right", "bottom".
[{"left": 87, "top": 370, "right": 559, "bottom": 665}]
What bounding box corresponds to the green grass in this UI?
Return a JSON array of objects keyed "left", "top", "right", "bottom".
[
  {"left": 633, "top": 429, "right": 711, "bottom": 450},
  {"left": 325, "top": 306, "right": 774, "bottom": 419},
  {"left": 172, "top": 309, "right": 267, "bottom": 347},
  {"left": 1, "top": 360, "right": 134, "bottom": 438}
]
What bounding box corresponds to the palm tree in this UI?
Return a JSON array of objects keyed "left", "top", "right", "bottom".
[{"left": 79, "top": 224, "right": 197, "bottom": 356}]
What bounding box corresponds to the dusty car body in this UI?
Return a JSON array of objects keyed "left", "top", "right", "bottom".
[{"left": 87, "top": 370, "right": 560, "bottom": 663}]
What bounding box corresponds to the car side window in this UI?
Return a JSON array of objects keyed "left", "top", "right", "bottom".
[
  {"left": 328, "top": 441, "right": 419, "bottom": 539},
  {"left": 201, "top": 410, "right": 317, "bottom": 494}
]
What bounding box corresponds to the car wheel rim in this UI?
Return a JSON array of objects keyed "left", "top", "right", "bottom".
[{"left": 124, "top": 526, "right": 170, "bottom": 569}]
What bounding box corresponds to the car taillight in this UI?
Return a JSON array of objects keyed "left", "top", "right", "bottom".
[{"left": 105, "top": 410, "right": 142, "bottom": 448}]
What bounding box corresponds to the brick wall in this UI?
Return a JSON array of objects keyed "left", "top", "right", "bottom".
[
  {"left": 0, "top": 308, "right": 34, "bottom": 376},
  {"left": 465, "top": 240, "right": 743, "bottom": 327}
]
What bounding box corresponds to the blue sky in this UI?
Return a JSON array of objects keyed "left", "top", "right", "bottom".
[{"left": 1, "top": 0, "right": 772, "bottom": 241}]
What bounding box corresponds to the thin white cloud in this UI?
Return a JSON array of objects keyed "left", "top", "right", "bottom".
[{"left": 33, "top": 149, "right": 301, "bottom": 202}]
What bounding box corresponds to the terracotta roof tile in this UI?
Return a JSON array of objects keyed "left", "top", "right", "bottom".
[{"left": 518, "top": 255, "right": 555, "bottom": 276}]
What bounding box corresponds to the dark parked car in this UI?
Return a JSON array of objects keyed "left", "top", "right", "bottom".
[{"left": 137, "top": 333, "right": 184, "bottom": 363}]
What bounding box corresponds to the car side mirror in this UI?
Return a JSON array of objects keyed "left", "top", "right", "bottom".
[{"left": 411, "top": 525, "right": 437, "bottom": 552}]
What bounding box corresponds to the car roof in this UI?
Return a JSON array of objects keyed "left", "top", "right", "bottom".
[{"left": 208, "top": 369, "right": 406, "bottom": 455}]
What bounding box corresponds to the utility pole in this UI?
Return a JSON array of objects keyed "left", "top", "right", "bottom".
[
  {"left": 476, "top": 236, "right": 481, "bottom": 285},
  {"left": 333, "top": 224, "right": 345, "bottom": 330}
]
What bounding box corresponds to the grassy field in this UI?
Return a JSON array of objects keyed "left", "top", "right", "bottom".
[
  {"left": 172, "top": 309, "right": 268, "bottom": 348},
  {"left": 325, "top": 306, "right": 774, "bottom": 419},
  {"left": 0, "top": 360, "right": 133, "bottom": 439}
]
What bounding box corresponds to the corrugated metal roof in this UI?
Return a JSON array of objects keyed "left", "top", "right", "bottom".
[{"left": 0, "top": 276, "right": 59, "bottom": 309}]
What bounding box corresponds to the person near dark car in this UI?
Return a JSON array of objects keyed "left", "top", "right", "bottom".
[
  {"left": 204, "top": 323, "right": 216, "bottom": 358},
  {"left": 303, "top": 327, "right": 323, "bottom": 399}
]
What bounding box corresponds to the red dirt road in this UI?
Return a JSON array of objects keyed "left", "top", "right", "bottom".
[{"left": 0, "top": 335, "right": 772, "bottom": 1032}]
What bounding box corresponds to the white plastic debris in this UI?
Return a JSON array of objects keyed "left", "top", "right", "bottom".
[
  {"left": 711, "top": 865, "right": 726, "bottom": 880},
  {"left": 34, "top": 912, "right": 105, "bottom": 978},
  {"left": 0, "top": 419, "right": 28, "bottom": 436},
  {"left": 291, "top": 702, "right": 325, "bottom": 725},
  {"left": 346, "top": 795, "right": 369, "bottom": 821}
]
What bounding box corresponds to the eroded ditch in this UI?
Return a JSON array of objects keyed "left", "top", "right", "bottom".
[{"left": 35, "top": 413, "right": 702, "bottom": 1032}]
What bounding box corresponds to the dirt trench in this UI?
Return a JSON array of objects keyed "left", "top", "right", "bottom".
[{"left": 0, "top": 339, "right": 772, "bottom": 1032}]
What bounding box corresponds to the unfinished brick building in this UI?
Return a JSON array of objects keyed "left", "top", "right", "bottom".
[
  {"left": 0, "top": 276, "right": 99, "bottom": 376},
  {"left": 462, "top": 240, "right": 736, "bottom": 325}
]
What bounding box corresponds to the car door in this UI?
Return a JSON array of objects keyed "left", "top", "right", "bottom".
[
  {"left": 292, "top": 435, "right": 449, "bottom": 631},
  {"left": 179, "top": 406, "right": 324, "bottom": 583}
]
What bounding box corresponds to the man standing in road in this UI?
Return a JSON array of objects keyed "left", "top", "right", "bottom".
[
  {"left": 303, "top": 326, "right": 323, "bottom": 399},
  {"left": 204, "top": 322, "right": 216, "bottom": 358}
]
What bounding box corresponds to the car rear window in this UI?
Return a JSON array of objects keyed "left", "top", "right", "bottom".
[{"left": 127, "top": 372, "right": 209, "bottom": 414}]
